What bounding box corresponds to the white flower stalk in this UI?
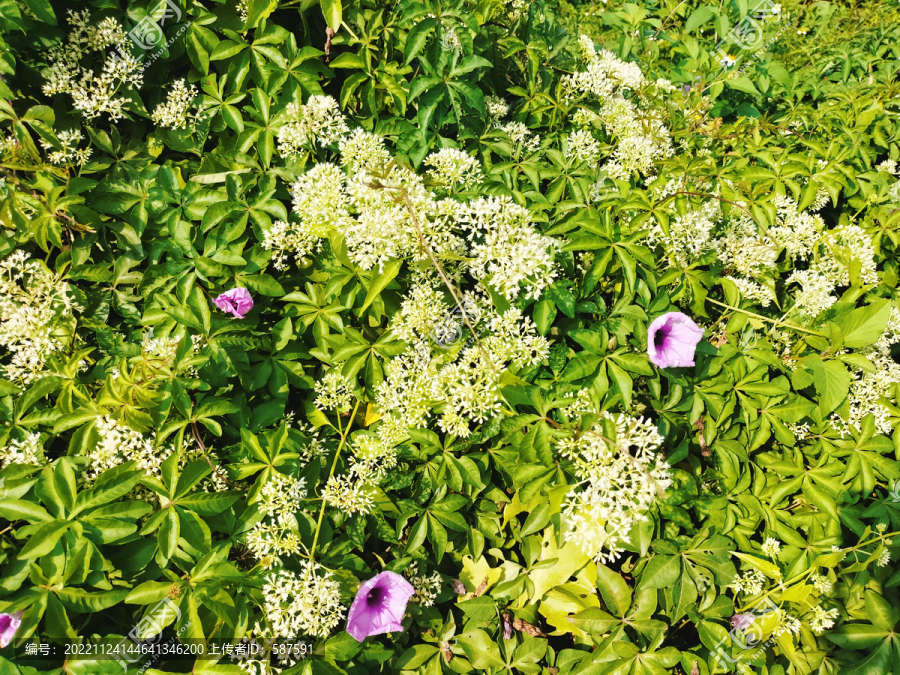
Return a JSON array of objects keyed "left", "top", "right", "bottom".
[
  {"left": 42, "top": 10, "right": 143, "bottom": 121},
  {"left": 0, "top": 251, "right": 79, "bottom": 384},
  {"left": 314, "top": 371, "right": 354, "bottom": 412},
  {"left": 277, "top": 96, "right": 349, "bottom": 156},
  {"left": 256, "top": 472, "right": 307, "bottom": 522},
  {"left": 261, "top": 563, "right": 345, "bottom": 639},
  {"left": 246, "top": 522, "right": 302, "bottom": 570},
  {"left": 152, "top": 80, "right": 201, "bottom": 130},
  {"left": 40, "top": 129, "right": 92, "bottom": 165},
  {"left": 559, "top": 411, "right": 672, "bottom": 563}
]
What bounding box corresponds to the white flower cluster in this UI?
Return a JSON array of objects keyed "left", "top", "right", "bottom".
[
  {"left": 559, "top": 408, "right": 672, "bottom": 563},
  {"left": 567, "top": 129, "right": 602, "bottom": 164},
  {"left": 459, "top": 196, "right": 559, "bottom": 301},
  {"left": 42, "top": 10, "right": 143, "bottom": 121},
  {"left": 485, "top": 95, "right": 509, "bottom": 123},
  {"left": 84, "top": 415, "right": 163, "bottom": 482},
  {"left": 773, "top": 612, "right": 802, "bottom": 637},
  {"left": 322, "top": 434, "right": 397, "bottom": 516},
  {"left": 0, "top": 433, "right": 46, "bottom": 468},
  {"left": 495, "top": 122, "right": 541, "bottom": 155},
  {"left": 246, "top": 469, "right": 306, "bottom": 569},
  {"left": 246, "top": 523, "right": 302, "bottom": 570},
  {"left": 648, "top": 199, "right": 722, "bottom": 269},
  {"left": 261, "top": 563, "right": 345, "bottom": 639},
  {"left": 562, "top": 37, "right": 673, "bottom": 176},
  {"left": 151, "top": 80, "right": 200, "bottom": 130},
  {"left": 808, "top": 605, "right": 839, "bottom": 634},
  {"left": 376, "top": 303, "right": 549, "bottom": 442},
  {"left": 832, "top": 307, "right": 900, "bottom": 437},
  {"left": 0, "top": 251, "right": 78, "bottom": 383},
  {"left": 265, "top": 101, "right": 559, "bottom": 297},
  {"left": 877, "top": 159, "right": 898, "bottom": 175},
  {"left": 731, "top": 568, "right": 767, "bottom": 595},
  {"left": 404, "top": 561, "right": 442, "bottom": 607},
  {"left": 761, "top": 537, "right": 781, "bottom": 557},
  {"left": 314, "top": 371, "right": 354, "bottom": 412},
  {"left": 40, "top": 129, "right": 92, "bottom": 165},
  {"left": 277, "top": 97, "right": 350, "bottom": 156},
  {"left": 257, "top": 471, "right": 307, "bottom": 521},
  {"left": 425, "top": 148, "right": 483, "bottom": 191},
  {"left": 810, "top": 573, "right": 833, "bottom": 594}
]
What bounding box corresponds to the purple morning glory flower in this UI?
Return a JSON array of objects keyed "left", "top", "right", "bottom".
[
  {"left": 731, "top": 613, "right": 756, "bottom": 631},
  {"left": 647, "top": 311, "right": 705, "bottom": 368},
  {"left": 346, "top": 571, "right": 414, "bottom": 642},
  {"left": 0, "top": 611, "right": 22, "bottom": 648},
  {"left": 212, "top": 288, "right": 254, "bottom": 319}
]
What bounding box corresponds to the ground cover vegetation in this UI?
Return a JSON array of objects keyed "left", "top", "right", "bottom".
[{"left": 0, "top": 0, "right": 898, "bottom": 673}]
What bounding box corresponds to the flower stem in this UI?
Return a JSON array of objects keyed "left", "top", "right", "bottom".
[
  {"left": 706, "top": 297, "right": 827, "bottom": 338},
  {"left": 308, "top": 399, "right": 362, "bottom": 563}
]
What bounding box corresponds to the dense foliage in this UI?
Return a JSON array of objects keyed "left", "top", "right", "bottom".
[{"left": 0, "top": 0, "right": 898, "bottom": 674}]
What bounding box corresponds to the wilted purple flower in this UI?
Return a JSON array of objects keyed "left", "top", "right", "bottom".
[
  {"left": 647, "top": 311, "right": 705, "bottom": 368},
  {"left": 213, "top": 288, "right": 253, "bottom": 319},
  {"left": 731, "top": 613, "right": 755, "bottom": 631},
  {"left": 0, "top": 612, "right": 22, "bottom": 648},
  {"left": 501, "top": 612, "right": 513, "bottom": 640},
  {"left": 346, "top": 571, "right": 414, "bottom": 642},
  {"left": 450, "top": 579, "right": 466, "bottom": 594}
]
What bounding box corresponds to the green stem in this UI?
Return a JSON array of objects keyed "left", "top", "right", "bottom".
[
  {"left": 706, "top": 297, "right": 827, "bottom": 338},
  {"left": 308, "top": 399, "right": 362, "bottom": 563}
]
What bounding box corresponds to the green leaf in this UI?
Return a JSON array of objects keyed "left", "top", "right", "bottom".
[
  {"left": 18, "top": 519, "right": 69, "bottom": 558},
  {"left": 316, "top": 632, "right": 362, "bottom": 660},
  {"left": 686, "top": 6, "right": 715, "bottom": 31},
  {"left": 329, "top": 53, "right": 366, "bottom": 69},
  {"left": 520, "top": 502, "right": 551, "bottom": 537},
  {"left": 457, "top": 629, "right": 505, "bottom": 669},
  {"left": 639, "top": 555, "right": 681, "bottom": 589},
  {"left": 828, "top": 624, "right": 890, "bottom": 649},
  {"left": 864, "top": 589, "right": 899, "bottom": 631},
  {"left": 817, "top": 360, "right": 851, "bottom": 416},
  {"left": 321, "top": 0, "right": 342, "bottom": 31},
  {"left": 840, "top": 299, "right": 891, "bottom": 348},
  {"left": 362, "top": 259, "right": 401, "bottom": 311}
]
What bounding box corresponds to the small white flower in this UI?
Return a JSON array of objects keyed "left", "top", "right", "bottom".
[{"left": 762, "top": 537, "right": 781, "bottom": 558}]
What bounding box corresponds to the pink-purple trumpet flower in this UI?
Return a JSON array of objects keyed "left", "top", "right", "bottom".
[
  {"left": 647, "top": 311, "right": 705, "bottom": 368},
  {"left": 212, "top": 288, "right": 254, "bottom": 319},
  {"left": 346, "top": 571, "right": 414, "bottom": 642},
  {"left": 0, "top": 611, "right": 22, "bottom": 648}
]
